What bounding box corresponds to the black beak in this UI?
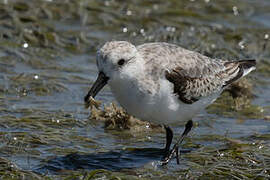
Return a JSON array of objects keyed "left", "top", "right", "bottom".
[{"left": 84, "top": 71, "right": 109, "bottom": 105}]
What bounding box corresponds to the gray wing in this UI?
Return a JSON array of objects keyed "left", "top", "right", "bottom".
[
  {"left": 164, "top": 59, "right": 254, "bottom": 104},
  {"left": 137, "top": 42, "right": 256, "bottom": 104}
]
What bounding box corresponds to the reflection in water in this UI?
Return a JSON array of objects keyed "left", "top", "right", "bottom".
[
  {"left": 37, "top": 148, "right": 164, "bottom": 174},
  {"left": 36, "top": 148, "right": 191, "bottom": 174}
]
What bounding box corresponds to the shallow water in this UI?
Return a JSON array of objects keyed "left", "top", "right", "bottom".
[{"left": 0, "top": 0, "right": 270, "bottom": 179}]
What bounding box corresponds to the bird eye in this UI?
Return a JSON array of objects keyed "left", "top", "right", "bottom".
[{"left": 117, "top": 59, "right": 125, "bottom": 66}]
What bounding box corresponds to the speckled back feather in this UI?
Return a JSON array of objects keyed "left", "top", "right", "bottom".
[{"left": 137, "top": 42, "right": 256, "bottom": 104}]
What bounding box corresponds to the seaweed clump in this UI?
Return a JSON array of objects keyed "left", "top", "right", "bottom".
[
  {"left": 207, "top": 78, "right": 264, "bottom": 119},
  {"left": 88, "top": 98, "right": 161, "bottom": 132},
  {"left": 225, "top": 78, "right": 254, "bottom": 111}
]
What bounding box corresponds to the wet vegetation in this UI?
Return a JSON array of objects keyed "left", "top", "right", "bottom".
[{"left": 0, "top": 0, "right": 270, "bottom": 179}]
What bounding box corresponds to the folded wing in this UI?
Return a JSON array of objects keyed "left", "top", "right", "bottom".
[{"left": 165, "top": 56, "right": 256, "bottom": 104}]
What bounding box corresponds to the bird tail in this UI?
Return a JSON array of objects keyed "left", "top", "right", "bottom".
[
  {"left": 223, "top": 59, "right": 256, "bottom": 87},
  {"left": 238, "top": 59, "right": 256, "bottom": 77}
]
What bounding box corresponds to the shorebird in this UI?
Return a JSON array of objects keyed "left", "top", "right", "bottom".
[{"left": 84, "top": 41, "right": 256, "bottom": 165}]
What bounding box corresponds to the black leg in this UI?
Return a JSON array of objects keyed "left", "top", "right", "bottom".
[
  {"left": 175, "top": 146, "right": 180, "bottom": 164},
  {"left": 164, "top": 125, "right": 173, "bottom": 153},
  {"left": 161, "top": 120, "right": 193, "bottom": 166}
]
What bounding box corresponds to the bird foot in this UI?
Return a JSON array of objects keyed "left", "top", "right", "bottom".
[
  {"left": 160, "top": 120, "right": 193, "bottom": 166},
  {"left": 161, "top": 145, "right": 179, "bottom": 165}
]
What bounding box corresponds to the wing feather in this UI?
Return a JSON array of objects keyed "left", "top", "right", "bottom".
[
  {"left": 164, "top": 56, "right": 256, "bottom": 104},
  {"left": 137, "top": 42, "right": 256, "bottom": 104}
]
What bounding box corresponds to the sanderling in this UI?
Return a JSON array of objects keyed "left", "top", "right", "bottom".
[{"left": 84, "top": 41, "right": 256, "bottom": 165}]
